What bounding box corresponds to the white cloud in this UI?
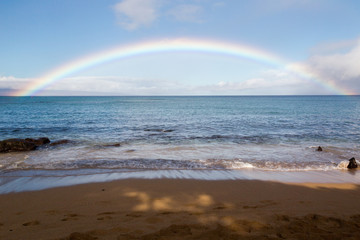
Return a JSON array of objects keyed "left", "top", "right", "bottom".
[
  {"left": 113, "top": 0, "right": 161, "bottom": 30},
  {"left": 297, "top": 38, "right": 360, "bottom": 94},
  {"left": 167, "top": 4, "right": 203, "bottom": 23},
  {"left": 113, "top": 0, "right": 208, "bottom": 30},
  {"left": 41, "top": 73, "right": 311, "bottom": 95},
  {"left": 44, "top": 76, "right": 191, "bottom": 95},
  {"left": 200, "top": 71, "right": 313, "bottom": 95},
  {"left": 308, "top": 42, "right": 360, "bottom": 79},
  {"left": 0, "top": 76, "right": 30, "bottom": 89},
  {"left": 0, "top": 69, "right": 344, "bottom": 96}
]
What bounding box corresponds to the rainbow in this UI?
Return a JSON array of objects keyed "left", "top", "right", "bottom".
[{"left": 11, "top": 38, "right": 354, "bottom": 96}]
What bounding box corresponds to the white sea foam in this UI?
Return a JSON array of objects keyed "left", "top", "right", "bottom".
[
  {"left": 0, "top": 140, "right": 358, "bottom": 172},
  {"left": 2, "top": 168, "right": 360, "bottom": 194},
  {"left": 337, "top": 161, "right": 349, "bottom": 169},
  {"left": 336, "top": 160, "right": 360, "bottom": 169},
  {"left": 1, "top": 96, "right": 360, "bottom": 192},
  {"left": 229, "top": 161, "right": 255, "bottom": 169}
]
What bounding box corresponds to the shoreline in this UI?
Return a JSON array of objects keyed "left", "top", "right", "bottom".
[
  {"left": 1, "top": 168, "right": 360, "bottom": 194},
  {"left": 1, "top": 178, "right": 360, "bottom": 239}
]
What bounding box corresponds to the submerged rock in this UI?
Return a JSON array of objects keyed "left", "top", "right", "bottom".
[
  {"left": 93, "top": 143, "right": 122, "bottom": 149},
  {"left": 144, "top": 128, "right": 174, "bottom": 133},
  {"left": 0, "top": 138, "right": 36, "bottom": 152},
  {"left": 49, "top": 139, "right": 71, "bottom": 146},
  {"left": 105, "top": 143, "right": 121, "bottom": 147},
  {"left": 0, "top": 137, "right": 51, "bottom": 153},
  {"left": 162, "top": 129, "right": 174, "bottom": 133},
  {"left": 347, "top": 157, "right": 358, "bottom": 169},
  {"left": 103, "top": 143, "right": 121, "bottom": 147},
  {"left": 25, "top": 137, "right": 50, "bottom": 146}
]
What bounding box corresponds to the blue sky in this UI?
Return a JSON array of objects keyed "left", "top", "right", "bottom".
[{"left": 1, "top": 0, "right": 360, "bottom": 95}]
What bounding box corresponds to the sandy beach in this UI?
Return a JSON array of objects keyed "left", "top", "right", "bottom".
[{"left": 1, "top": 179, "right": 360, "bottom": 240}]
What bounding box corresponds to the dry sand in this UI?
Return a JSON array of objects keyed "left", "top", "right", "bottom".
[{"left": 1, "top": 179, "right": 360, "bottom": 239}]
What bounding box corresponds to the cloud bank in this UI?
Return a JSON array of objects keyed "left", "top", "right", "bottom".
[
  {"left": 112, "top": 0, "right": 324, "bottom": 31},
  {"left": 0, "top": 76, "right": 30, "bottom": 93},
  {"left": 113, "top": 0, "right": 204, "bottom": 30},
  {"left": 113, "top": 0, "right": 161, "bottom": 30},
  {"left": 302, "top": 38, "right": 360, "bottom": 94},
  {"left": 3, "top": 38, "right": 360, "bottom": 96},
  {"left": 167, "top": 4, "right": 203, "bottom": 23}
]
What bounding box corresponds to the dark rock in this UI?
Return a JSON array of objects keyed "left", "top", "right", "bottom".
[
  {"left": 50, "top": 139, "right": 71, "bottom": 146},
  {"left": 104, "top": 143, "right": 121, "bottom": 147},
  {"left": 0, "top": 138, "right": 37, "bottom": 153},
  {"left": 0, "top": 137, "right": 51, "bottom": 153},
  {"left": 25, "top": 137, "right": 50, "bottom": 146},
  {"left": 317, "top": 146, "right": 323, "bottom": 151},
  {"left": 162, "top": 129, "right": 174, "bottom": 133},
  {"left": 94, "top": 143, "right": 121, "bottom": 148},
  {"left": 144, "top": 128, "right": 174, "bottom": 133},
  {"left": 347, "top": 157, "right": 358, "bottom": 169}
]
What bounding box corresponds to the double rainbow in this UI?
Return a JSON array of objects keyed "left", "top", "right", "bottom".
[{"left": 11, "top": 38, "right": 354, "bottom": 96}]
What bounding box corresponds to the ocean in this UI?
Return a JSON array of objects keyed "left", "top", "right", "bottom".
[{"left": 1, "top": 96, "right": 360, "bottom": 192}]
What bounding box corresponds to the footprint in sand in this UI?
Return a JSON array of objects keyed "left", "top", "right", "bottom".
[
  {"left": 96, "top": 212, "right": 116, "bottom": 220},
  {"left": 22, "top": 220, "right": 40, "bottom": 226},
  {"left": 61, "top": 213, "right": 80, "bottom": 221},
  {"left": 126, "top": 213, "right": 142, "bottom": 218},
  {"left": 188, "top": 212, "right": 203, "bottom": 216},
  {"left": 157, "top": 211, "right": 175, "bottom": 215},
  {"left": 97, "top": 216, "right": 113, "bottom": 220},
  {"left": 213, "top": 203, "right": 229, "bottom": 210}
]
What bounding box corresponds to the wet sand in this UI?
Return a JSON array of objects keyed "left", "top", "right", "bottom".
[
  {"left": 1, "top": 179, "right": 360, "bottom": 239},
  {"left": 2, "top": 169, "right": 360, "bottom": 194}
]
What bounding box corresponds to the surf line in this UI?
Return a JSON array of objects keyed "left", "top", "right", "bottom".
[{"left": 12, "top": 38, "right": 353, "bottom": 96}]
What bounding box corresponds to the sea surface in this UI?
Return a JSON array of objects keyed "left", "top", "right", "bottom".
[{"left": 1, "top": 96, "right": 360, "bottom": 192}]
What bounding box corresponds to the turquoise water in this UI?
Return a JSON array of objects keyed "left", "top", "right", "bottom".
[{"left": 1, "top": 96, "right": 360, "bottom": 174}]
